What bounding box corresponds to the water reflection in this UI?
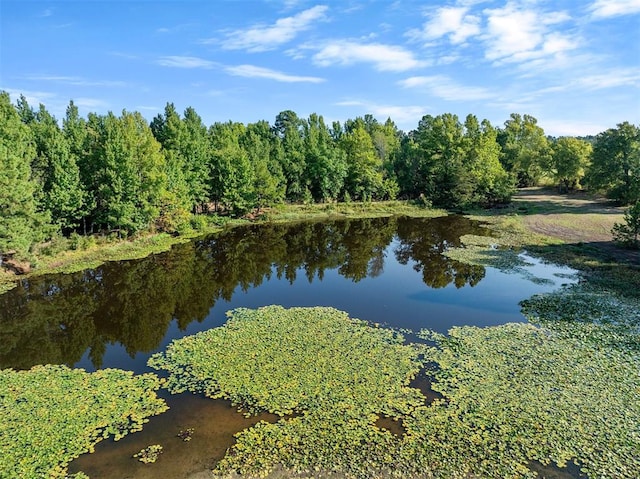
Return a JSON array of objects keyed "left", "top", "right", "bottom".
[{"left": 0, "top": 216, "right": 491, "bottom": 371}]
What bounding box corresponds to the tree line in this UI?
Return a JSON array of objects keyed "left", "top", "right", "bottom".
[{"left": 1, "top": 90, "right": 638, "bottom": 260}]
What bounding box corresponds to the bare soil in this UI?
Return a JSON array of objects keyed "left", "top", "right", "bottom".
[{"left": 513, "top": 187, "right": 638, "bottom": 264}]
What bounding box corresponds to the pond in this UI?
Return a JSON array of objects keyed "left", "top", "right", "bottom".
[{"left": 0, "top": 215, "right": 578, "bottom": 478}]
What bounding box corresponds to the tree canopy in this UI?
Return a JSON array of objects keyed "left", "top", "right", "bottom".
[{"left": 0, "top": 89, "right": 635, "bottom": 261}]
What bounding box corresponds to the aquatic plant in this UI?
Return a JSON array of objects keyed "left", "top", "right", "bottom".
[
  {"left": 148, "top": 306, "right": 426, "bottom": 477},
  {"left": 177, "top": 428, "right": 194, "bottom": 442},
  {"left": 414, "top": 323, "right": 640, "bottom": 478},
  {"left": 133, "top": 444, "right": 163, "bottom": 463},
  {"left": 149, "top": 305, "right": 640, "bottom": 478},
  {"left": 521, "top": 282, "right": 640, "bottom": 355},
  {"left": 0, "top": 365, "right": 167, "bottom": 478}
]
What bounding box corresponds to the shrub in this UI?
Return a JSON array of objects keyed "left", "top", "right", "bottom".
[{"left": 612, "top": 201, "right": 640, "bottom": 249}]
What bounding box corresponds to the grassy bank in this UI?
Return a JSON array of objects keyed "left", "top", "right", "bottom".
[{"left": 0, "top": 201, "right": 444, "bottom": 295}]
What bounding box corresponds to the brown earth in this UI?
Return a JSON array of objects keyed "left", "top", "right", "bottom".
[{"left": 513, "top": 187, "right": 638, "bottom": 264}]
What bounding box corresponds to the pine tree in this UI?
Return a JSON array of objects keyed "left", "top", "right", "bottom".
[
  {"left": 30, "top": 104, "right": 85, "bottom": 231},
  {"left": 0, "top": 92, "right": 50, "bottom": 261}
]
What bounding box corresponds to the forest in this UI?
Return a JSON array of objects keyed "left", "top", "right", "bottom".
[{"left": 1, "top": 90, "right": 638, "bottom": 262}]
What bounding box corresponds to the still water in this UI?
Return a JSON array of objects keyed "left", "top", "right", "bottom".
[{"left": 0, "top": 216, "right": 578, "bottom": 478}]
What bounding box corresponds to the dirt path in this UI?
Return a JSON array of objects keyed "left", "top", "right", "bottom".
[
  {"left": 513, "top": 187, "right": 638, "bottom": 264},
  {"left": 514, "top": 188, "right": 625, "bottom": 243}
]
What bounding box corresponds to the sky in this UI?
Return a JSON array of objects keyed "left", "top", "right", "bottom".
[{"left": 1, "top": 0, "right": 639, "bottom": 136}]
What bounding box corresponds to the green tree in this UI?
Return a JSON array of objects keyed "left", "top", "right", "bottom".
[
  {"left": 364, "top": 116, "right": 401, "bottom": 200},
  {"left": 83, "top": 111, "right": 167, "bottom": 233},
  {"left": 392, "top": 134, "right": 421, "bottom": 199},
  {"left": 551, "top": 136, "right": 592, "bottom": 192},
  {"left": 209, "top": 121, "right": 255, "bottom": 214},
  {"left": 586, "top": 122, "right": 640, "bottom": 204},
  {"left": 149, "top": 103, "right": 192, "bottom": 230},
  {"left": 612, "top": 201, "right": 640, "bottom": 249},
  {"left": 303, "top": 113, "right": 346, "bottom": 202},
  {"left": 463, "top": 115, "right": 513, "bottom": 205},
  {"left": 242, "top": 120, "right": 286, "bottom": 209},
  {"left": 29, "top": 104, "right": 86, "bottom": 231},
  {"left": 14, "top": 94, "right": 36, "bottom": 124},
  {"left": 339, "top": 119, "right": 383, "bottom": 201},
  {"left": 273, "top": 110, "right": 307, "bottom": 201},
  {"left": 412, "top": 113, "right": 472, "bottom": 207},
  {"left": 0, "top": 92, "right": 50, "bottom": 261},
  {"left": 150, "top": 103, "right": 210, "bottom": 214},
  {"left": 498, "top": 113, "right": 552, "bottom": 186}
]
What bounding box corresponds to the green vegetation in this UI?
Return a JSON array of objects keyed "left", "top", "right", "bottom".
[
  {"left": 147, "top": 303, "right": 640, "bottom": 478},
  {"left": 0, "top": 365, "right": 167, "bottom": 478},
  {"left": 551, "top": 136, "right": 592, "bottom": 192},
  {"left": 586, "top": 121, "right": 639, "bottom": 205},
  {"left": 415, "top": 322, "right": 639, "bottom": 479},
  {"left": 133, "top": 444, "right": 164, "bottom": 464},
  {"left": 2, "top": 89, "right": 636, "bottom": 286},
  {"left": 612, "top": 201, "right": 640, "bottom": 248},
  {"left": 148, "top": 306, "right": 427, "bottom": 478},
  {"left": 0, "top": 201, "right": 441, "bottom": 296}
]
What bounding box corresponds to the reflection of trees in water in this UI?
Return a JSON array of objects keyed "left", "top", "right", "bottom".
[
  {"left": 0, "top": 216, "right": 487, "bottom": 370},
  {"left": 394, "top": 216, "right": 486, "bottom": 289}
]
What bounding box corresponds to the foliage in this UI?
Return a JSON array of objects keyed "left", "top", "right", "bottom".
[
  {"left": 151, "top": 103, "right": 211, "bottom": 214},
  {"left": 303, "top": 113, "right": 347, "bottom": 202},
  {"left": 463, "top": 115, "right": 514, "bottom": 205},
  {"left": 411, "top": 113, "right": 471, "bottom": 207},
  {"left": 208, "top": 121, "right": 255, "bottom": 214},
  {"left": 498, "top": 113, "right": 552, "bottom": 186},
  {"left": 0, "top": 365, "right": 168, "bottom": 478},
  {"left": 521, "top": 281, "right": 640, "bottom": 355},
  {"left": 339, "top": 119, "right": 384, "bottom": 201},
  {"left": 414, "top": 322, "right": 640, "bottom": 479},
  {"left": 133, "top": 444, "right": 163, "bottom": 463},
  {"left": 551, "top": 136, "right": 592, "bottom": 192},
  {"left": 396, "top": 114, "right": 513, "bottom": 208},
  {"left": 147, "top": 302, "right": 640, "bottom": 478},
  {"left": 25, "top": 101, "right": 87, "bottom": 232},
  {"left": 0, "top": 91, "right": 51, "bottom": 260},
  {"left": 81, "top": 110, "right": 168, "bottom": 234},
  {"left": 612, "top": 201, "right": 640, "bottom": 248},
  {"left": 148, "top": 306, "right": 426, "bottom": 477},
  {"left": 586, "top": 121, "right": 640, "bottom": 204},
  {"left": 274, "top": 110, "right": 307, "bottom": 201}
]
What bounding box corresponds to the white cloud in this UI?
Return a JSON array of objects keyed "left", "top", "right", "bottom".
[
  {"left": 590, "top": 0, "right": 640, "bottom": 18},
  {"left": 155, "top": 23, "right": 196, "bottom": 34},
  {"left": 3, "top": 88, "right": 56, "bottom": 106},
  {"left": 313, "top": 41, "right": 427, "bottom": 71},
  {"left": 156, "top": 56, "right": 216, "bottom": 68},
  {"left": 530, "top": 68, "right": 640, "bottom": 96},
  {"left": 225, "top": 64, "right": 325, "bottom": 83},
  {"left": 335, "top": 100, "right": 427, "bottom": 126},
  {"left": 541, "top": 119, "right": 610, "bottom": 137},
  {"left": 25, "top": 75, "right": 128, "bottom": 87},
  {"left": 217, "top": 5, "right": 328, "bottom": 52},
  {"left": 576, "top": 69, "right": 640, "bottom": 90},
  {"left": 74, "top": 98, "right": 109, "bottom": 109},
  {"left": 482, "top": 3, "right": 576, "bottom": 64},
  {"left": 412, "top": 6, "right": 481, "bottom": 44},
  {"left": 398, "top": 75, "right": 494, "bottom": 101}
]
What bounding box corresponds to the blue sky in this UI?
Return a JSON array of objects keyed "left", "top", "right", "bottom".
[{"left": 1, "top": 0, "right": 639, "bottom": 136}]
